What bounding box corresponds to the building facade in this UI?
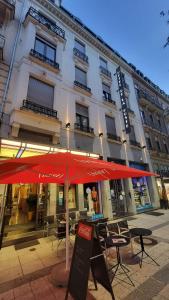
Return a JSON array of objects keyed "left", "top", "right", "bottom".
[
  {"left": 132, "top": 69, "right": 169, "bottom": 206},
  {"left": 0, "top": 0, "right": 162, "bottom": 242}
]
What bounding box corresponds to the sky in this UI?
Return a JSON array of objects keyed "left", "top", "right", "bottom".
[{"left": 62, "top": 0, "right": 169, "bottom": 94}]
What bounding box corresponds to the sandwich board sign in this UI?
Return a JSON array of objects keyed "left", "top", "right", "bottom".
[{"left": 65, "top": 222, "right": 115, "bottom": 300}]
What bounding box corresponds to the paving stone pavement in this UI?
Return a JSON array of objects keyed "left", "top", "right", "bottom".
[{"left": 1, "top": 209, "right": 169, "bottom": 299}]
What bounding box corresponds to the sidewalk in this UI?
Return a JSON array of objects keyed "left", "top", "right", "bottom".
[{"left": 0, "top": 209, "right": 169, "bottom": 299}]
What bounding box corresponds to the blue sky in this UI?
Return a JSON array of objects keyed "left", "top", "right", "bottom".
[{"left": 62, "top": 0, "right": 169, "bottom": 94}]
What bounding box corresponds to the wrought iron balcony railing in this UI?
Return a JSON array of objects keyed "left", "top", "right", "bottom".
[
  {"left": 123, "top": 82, "right": 129, "bottom": 90},
  {"left": 73, "top": 48, "right": 88, "bottom": 63},
  {"left": 21, "top": 99, "right": 58, "bottom": 119},
  {"left": 138, "top": 90, "right": 163, "bottom": 110},
  {"left": 74, "top": 80, "right": 91, "bottom": 93},
  {"left": 107, "top": 133, "right": 121, "bottom": 142},
  {"left": 130, "top": 140, "right": 141, "bottom": 148},
  {"left": 103, "top": 91, "right": 113, "bottom": 102},
  {"left": 100, "top": 66, "right": 111, "bottom": 78},
  {"left": 74, "top": 123, "right": 94, "bottom": 134},
  {"left": 30, "top": 49, "right": 59, "bottom": 70},
  {"left": 142, "top": 119, "right": 168, "bottom": 134},
  {"left": 25, "top": 7, "right": 65, "bottom": 39},
  {"left": 103, "top": 97, "right": 116, "bottom": 105}
]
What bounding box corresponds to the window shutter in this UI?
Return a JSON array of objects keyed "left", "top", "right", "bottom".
[
  {"left": 100, "top": 57, "right": 107, "bottom": 69},
  {"left": 102, "top": 83, "right": 111, "bottom": 93},
  {"left": 106, "top": 116, "right": 116, "bottom": 134},
  {"left": 129, "top": 125, "right": 136, "bottom": 141},
  {"left": 75, "top": 67, "right": 87, "bottom": 85},
  {"left": 76, "top": 103, "right": 88, "bottom": 117},
  {"left": 75, "top": 40, "right": 85, "bottom": 53},
  {"left": 27, "top": 77, "right": 54, "bottom": 109}
]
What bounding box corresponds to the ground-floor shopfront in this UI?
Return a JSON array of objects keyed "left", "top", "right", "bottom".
[
  {"left": 152, "top": 159, "right": 169, "bottom": 206},
  {"left": 0, "top": 139, "right": 159, "bottom": 243}
]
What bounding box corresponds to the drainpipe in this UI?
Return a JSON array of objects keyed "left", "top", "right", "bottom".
[{"left": 0, "top": 0, "right": 27, "bottom": 120}]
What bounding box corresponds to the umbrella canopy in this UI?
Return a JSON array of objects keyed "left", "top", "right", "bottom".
[
  {"left": 0, "top": 152, "right": 155, "bottom": 184},
  {"left": 0, "top": 151, "right": 156, "bottom": 270}
]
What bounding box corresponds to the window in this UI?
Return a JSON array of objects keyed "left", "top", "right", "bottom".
[
  {"left": 76, "top": 103, "right": 89, "bottom": 128},
  {"left": 163, "top": 140, "right": 168, "bottom": 154},
  {"left": 75, "top": 67, "right": 87, "bottom": 86},
  {"left": 157, "top": 117, "right": 161, "bottom": 128},
  {"left": 34, "top": 37, "right": 56, "bottom": 61},
  {"left": 129, "top": 125, "right": 136, "bottom": 142},
  {"left": 27, "top": 77, "right": 54, "bottom": 108},
  {"left": 18, "top": 129, "right": 53, "bottom": 144},
  {"left": 140, "top": 109, "right": 145, "bottom": 122},
  {"left": 155, "top": 137, "right": 161, "bottom": 152},
  {"left": 102, "top": 83, "right": 111, "bottom": 100},
  {"left": 126, "top": 96, "right": 130, "bottom": 109},
  {"left": 75, "top": 39, "right": 85, "bottom": 54},
  {"left": 145, "top": 133, "right": 152, "bottom": 150},
  {"left": 149, "top": 114, "right": 154, "bottom": 125},
  {"left": 106, "top": 116, "right": 116, "bottom": 135},
  {"left": 100, "top": 57, "right": 107, "bottom": 69}
]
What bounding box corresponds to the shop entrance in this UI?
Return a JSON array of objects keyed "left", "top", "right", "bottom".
[
  {"left": 1, "top": 183, "right": 49, "bottom": 244},
  {"left": 4, "top": 184, "right": 38, "bottom": 229},
  {"left": 110, "top": 179, "right": 127, "bottom": 218}
]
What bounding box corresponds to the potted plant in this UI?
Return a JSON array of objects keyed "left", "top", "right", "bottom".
[{"left": 27, "top": 194, "right": 37, "bottom": 221}]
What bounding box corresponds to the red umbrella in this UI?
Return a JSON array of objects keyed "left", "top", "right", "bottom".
[
  {"left": 0, "top": 152, "right": 156, "bottom": 269},
  {"left": 0, "top": 152, "right": 155, "bottom": 184}
]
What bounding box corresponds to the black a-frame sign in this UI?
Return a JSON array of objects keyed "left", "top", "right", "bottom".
[{"left": 65, "top": 222, "right": 115, "bottom": 300}]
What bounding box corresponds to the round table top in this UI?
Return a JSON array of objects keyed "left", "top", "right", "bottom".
[
  {"left": 106, "top": 235, "right": 129, "bottom": 248},
  {"left": 130, "top": 227, "right": 152, "bottom": 237}
]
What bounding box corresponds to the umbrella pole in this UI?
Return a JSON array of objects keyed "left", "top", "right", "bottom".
[{"left": 65, "top": 177, "right": 70, "bottom": 271}]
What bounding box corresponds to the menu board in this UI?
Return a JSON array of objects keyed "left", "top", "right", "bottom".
[
  {"left": 65, "top": 222, "right": 115, "bottom": 300},
  {"left": 65, "top": 222, "right": 94, "bottom": 300}
]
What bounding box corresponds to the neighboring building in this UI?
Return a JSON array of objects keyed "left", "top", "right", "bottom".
[
  {"left": 0, "top": 0, "right": 162, "bottom": 243},
  {"left": 132, "top": 69, "right": 169, "bottom": 205}
]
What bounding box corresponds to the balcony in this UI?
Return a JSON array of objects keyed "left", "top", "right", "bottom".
[
  {"left": 24, "top": 7, "right": 65, "bottom": 40},
  {"left": 103, "top": 91, "right": 116, "bottom": 104},
  {"left": 74, "top": 80, "right": 91, "bottom": 94},
  {"left": 142, "top": 119, "right": 168, "bottom": 135},
  {"left": 74, "top": 123, "right": 94, "bottom": 134},
  {"left": 0, "top": 0, "right": 15, "bottom": 24},
  {"left": 100, "top": 66, "right": 111, "bottom": 79},
  {"left": 130, "top": 140, "right": 141, "bottom": 148},
  {"left": 73, "top": 48, "right": 88, "bottom": 64},
  {"left": 30, "top": 49, "right": 59, "bottom": 71},
  {"left": 107, "top": 133, "right": 121, "bottom": 142},
  {"left": 124, "top": 82, "right": 129, "bottom": 90},
  {"left": 0, "top": 34, "right": 5, "bottom": 61},
  {"left": 138, "top": 90, "right": 163, "bottom": 111},
  {"left": 21, "top": 99, "right": 58, "bottom": 119}
]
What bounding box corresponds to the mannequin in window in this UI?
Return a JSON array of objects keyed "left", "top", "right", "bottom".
[{"left": 91, "top": 186, "right": 98, "bottom": 213}]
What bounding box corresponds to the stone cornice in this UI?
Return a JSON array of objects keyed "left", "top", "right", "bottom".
[
  {"left": 34, "top": 0, "right": 169, "bottom": 103},
  {"left": 133, "top": 72, "right": 169, "bottom": 105},
  {"left": 34, "top": 0, "right": 132, "bottom": 74}
]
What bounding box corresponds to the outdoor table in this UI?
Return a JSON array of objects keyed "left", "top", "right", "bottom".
[
  {"left": 105, "top": 235, "right": 134, "bottom": 286},
  {"left": 130, "top": 227, "right": 159, "bottom": 268}
]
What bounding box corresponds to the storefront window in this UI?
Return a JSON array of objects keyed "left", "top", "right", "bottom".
[
  {"left": 129, "top": 162, "right": 152, "bottom": 211},
  {"left": 83, "top": 183, "right": 100, "bottom": 214},
  {"left": 56, "top": 184, "right": 77, "bottom": 214}
]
